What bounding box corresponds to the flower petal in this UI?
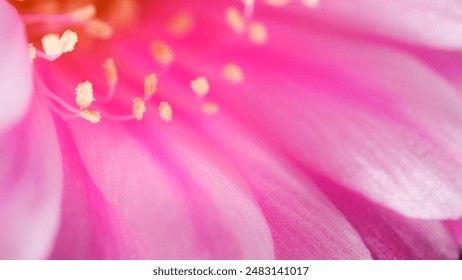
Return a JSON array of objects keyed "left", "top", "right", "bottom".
[
  {"left": 101, "top": 5, "right": 462, "bottom": 220},
  {"left": 182, "top": 23, "right": 462, "bottom": 220},
  {"left": 445, "top": 218, "right": 462, "bottom": 248},
  {"left": 300, "top": 0, "right": 462, "bottom": 49},
  {"left": 0, "top": 0, "right": 32, "bottom": 131},
  {"left": 49, "top": 122, "right": 144, "bottom": 259},
  {"left": 315, "top": 174, "right": 459, "bottom": 259},
  {"left": 195, "top": 114, "right": 371, "bottom": 259},
  {"left": 67, "top": 115, "right": 274, "bottom": 259},
  {"left": 0, "top": 95, "right": 62, "bottom": 259}
]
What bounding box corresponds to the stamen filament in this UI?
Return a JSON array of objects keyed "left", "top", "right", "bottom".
[
  {"left": 99, "top": 85, "right": 116, "bottom": 102},
  {"left": 21, "top": 13, "right": 75, "bottom": 25},
  {"left": 42, "top": 90, "right": 80, "bottom": 114},
  {"left": 35, "top": 50, "right": 61, "bottom": 61},
  {"left": 47, "top": 102, "right": 79, "bottom": 121},
  {"left": 98, "top": 111, "right": 136, "bottom": 121}
]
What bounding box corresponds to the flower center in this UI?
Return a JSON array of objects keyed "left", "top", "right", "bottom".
[
  {"left": 9, "top": 0, "right": 139, "bottom": 42},
  {"left": 10, "top": 0, "right": 319, "bottom": 124}
]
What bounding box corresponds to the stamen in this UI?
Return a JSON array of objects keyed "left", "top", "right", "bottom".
[
  {"left": 79, "top": 109, "right": 101, "bottom": 123},
  {"left": 22, "top": 4, "right": 96, "bottom": 25},
  {"left": 60, "top": 30, "right": 78, "bottom": 53},
  {"left": 144, "top": 74, "right": 157, "bottom": 99},
  {"left": 168, "top": 11, "right": 194, "bottom": 37},
  {"left": 42, "top": 33, "right": 63, "bottom": 56},
  {"left": 70, "top": 4, "right": 97, "bottom": 22},
  {"left": 99, "top": 111, "right": 135, "bottom": 121},
  {"left": 159, "top": 101, "right": 173, "bottom": 122},
  {"left": 202, "top": 102, "right": 219, "bottom": 115},
  {"left": 85, "top": 19, "right": 114, "bottom": 39},
  {"left": 191, "top": 77, "right": 210, "bottom": 97},
  {"left": 132, "top": 97, "right": 146, "bottom": 120},
  {"left": 103, "top": 58, "right": 118, "bottom": 86},
  {"left": 28, "top": 43, "right": 36, "bottom": 63},
  {"left": 249, "top": 22, "right": 268, "bottom": 44},
  {"left": 226, "top": 7, "right": 246, "bottom": 34},
  {"left": 35, "top": 50, "right": 60, "bottom": 61},
  {"left": 47, "top": 102, "right": 79, "bottom": 121},
  {"left": 75, "top": 81, "right": 95, "bottom": 109},
  {"left": 40, "top": 30, "right": 78, "bottom": 58},
  {"left": 223, "top": 63, "right": 244, "bottom": 83},
  {"left": 302, "top": 0, "right": 320, "bottom": 8},
  {"left": 43, "top": 89, "right": 80, "bottom": 114},
  {"left": 151, "top": 41, "right": 174, "bottom": 65}
]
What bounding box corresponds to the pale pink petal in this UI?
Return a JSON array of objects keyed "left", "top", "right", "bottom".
[
  {"left": 301, "top": 0, "right": 462, "bottom": 49},
  {"left": 0, "top": 94, "right": 62, "bottom": 259},
  {"left": 65, "top": 114, "right": 274, "bottom": 259},
  {"left": 0, "top": 0, "right": 32, "bottom": 131},
  {"left": 316, "top": 175, "right": 459, "bottom": 259}
]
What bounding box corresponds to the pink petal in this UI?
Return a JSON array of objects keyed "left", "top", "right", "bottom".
[
  {"left": 173, "top": 20, "right": 462, "bottom": 220},
  {"left": 29, "top": 0, "right": 462, "bottom": 259},
  {"left": 316, "top": 175, "right": 459, "bottom": 259},
  {"left": 66, "top": 113, "right": 274, "bottom": 259},
  {"left": 0, "top": 93, "right": 62, "bottom": 259},
  {"left": 0, "top": 0, "right": 32, "bottom": 131},
  {"left": 194, "top": 114, "right": 371, "bottom": 259},
  {"left": 49, "top": 121, "right": 144, "bottom": 259},
  {"left": 302, "top": 0, "right": 462, "bottom": 49},
  {"left": 445, "top": 218, "right": 462, "bottom": 248},
  {"left": 89, "top": 3, "right": 462, "bottom": 220}
]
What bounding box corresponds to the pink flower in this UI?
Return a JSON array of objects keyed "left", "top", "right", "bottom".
[{"left": 1, "top": 0, "right": 461, "bottom": 259}]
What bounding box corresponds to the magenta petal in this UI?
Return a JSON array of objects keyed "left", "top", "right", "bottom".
[
  {"left": 0, "top": 96, "right": 62, "bottom": 259},
  {"left": 67, "top": 116, "right": 274, "bottom": 259},
  {"left": 445, "top": 218, "right": 462, "bottom": 248},
  {"left": 0, "top": 0, "right": 32, "bottom": 131},
  {"left": 49, "top": 122, "right": 143, "bottom": 259}
]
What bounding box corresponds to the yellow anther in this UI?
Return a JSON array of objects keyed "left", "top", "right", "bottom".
[
  {"left": 71, "top": 4, "right": 96, "bottom": 22},
  {"left": 223, "top": 64, "right": 244, "bottom": 84},
  {"left": 302, "top": 0, "right": 320, "bottom": 8},
  {"left": 79, "top": 109, "right": 101, "bottom": 124},
  {"left": 144, "top": 74, "right": 157, "bottom": 99},
  {"left": 202, "top": 102, "right": 219, "bottom": 115},
  {"left": 159, "top": 101, "right": 173, "bottom": 122},
  {"left": 132, "top": 97, "right": 146, "bottom": 121},
  {"left": 75, "top": 81, "right": 95, "bottom": 109},
  {"left": 41, "top": 33, "right": 62, "bottom": 56},
  {"left": 85, "top": 19, "right": 114, "bottom": 39},
  {"left": 103, "top": 58, "right": 118, "bottom": 86},
  {"left": 60, "top": 30, "right": 78, "bottom": 53},
  {"left": 151, "top": 41, "right": 174, "bottom": 65},
  {"left": 28, "top": 44, "right": 36, "bottom": 62},
  {"left": 168, "top": 11, "right": 194, "bottom": 37},
  {"left": 226, "top": 7, "right": 245, "bottom": 34},
  {"left": 249, "top": 22, "right": 268, "bottom": 44},
  {"left": 191, "top": 77, "right": 210, "bottom": 97}
]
